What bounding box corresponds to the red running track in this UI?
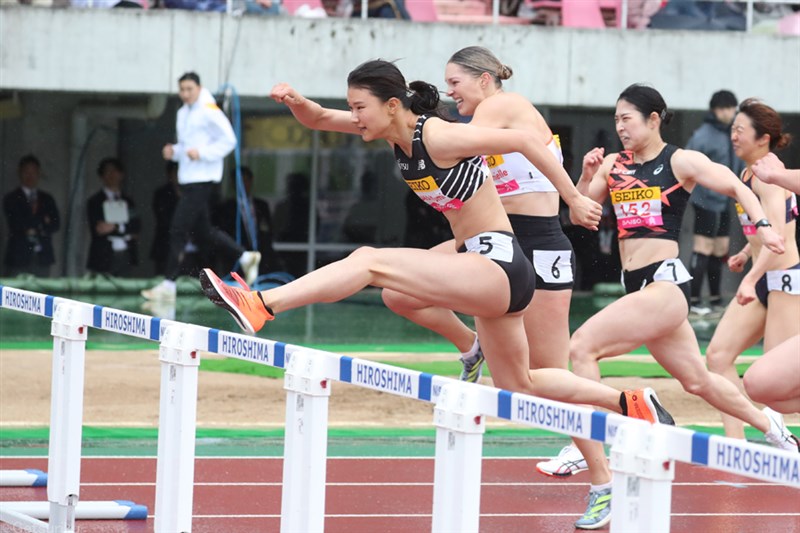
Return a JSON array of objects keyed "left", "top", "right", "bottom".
[{"left": 1, "top": 456, "right": 798, "bottom": 532}]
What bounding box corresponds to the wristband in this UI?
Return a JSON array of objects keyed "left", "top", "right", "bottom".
[{"left": 754, "top": 218, "right": 772, "bottom": 229}]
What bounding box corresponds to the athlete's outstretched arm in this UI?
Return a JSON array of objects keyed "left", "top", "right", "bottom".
[
  {"left": 674, "top": 150, "right": 784, "bottom": 255},
  {"left": 270, "top": 83, "right": 361, "bottom": 135},
  {"left": 426, "top": 119, "right": 602, "bottom": 230}
]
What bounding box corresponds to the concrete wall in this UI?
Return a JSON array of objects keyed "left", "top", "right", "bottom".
[{"left": 2, "top": 5, "right": 799, "bottom": 111}]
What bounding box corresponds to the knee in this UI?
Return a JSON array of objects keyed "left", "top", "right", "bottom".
[
  {"left": 743, "top": 369, "right": 767, "bottom": 403},
  {"left": 569, "top": 330, "right": 595, "bottom": 366},
  {"left": 680, "top": 376, "right": 708, "bottom": 397},
  {"left": 705, "top": 345, "right": 730, "bottom": 374}
]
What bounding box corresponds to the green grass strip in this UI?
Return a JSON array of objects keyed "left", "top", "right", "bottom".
[{"left": 0, "top": 340, "right": 765, "bottom": 356}]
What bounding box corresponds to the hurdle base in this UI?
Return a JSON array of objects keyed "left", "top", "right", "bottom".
[
  {"left": 0, "top": 500, "right": 148, "bottom": 520},
  {"left": 0, "top": 507, "right": 48, "bottom": 533}
]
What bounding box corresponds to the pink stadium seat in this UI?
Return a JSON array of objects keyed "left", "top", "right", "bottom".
[
  {"left": 282, "top": 0, "right": 326, "bottom": 15},
  {"left": 406, "top": 0, "right": 439, "bottom": 21},
  {"left": 561, "top": 0, "right": 606, "bottom": 28},
  {"left": 778, "top": 12, "right": 800, "bottom": 36}
]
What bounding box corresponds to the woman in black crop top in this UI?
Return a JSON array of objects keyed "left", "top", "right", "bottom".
[
  {"left": 378, "top": 47, "right": 610, "bottom": 513},
  {"left": 568, "top": 84, "right": 798, "bottom": 469},
  {"left": 199, "top": 60, "right": 676, "bottom": 427},
  {"left": 705, "top": 99, "right": 800, "bottom": 439}
]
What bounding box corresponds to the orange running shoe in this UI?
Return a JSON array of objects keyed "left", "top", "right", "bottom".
[
  {"left": 199, "top": 268, "right": 274, "bottom": 334},
  {"left": 620, "top": 387, "right": 675, "bottom": 425}
]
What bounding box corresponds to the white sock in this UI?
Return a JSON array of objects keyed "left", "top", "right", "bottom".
[
  {"left": 461, "top": 335, "right": 479, "bottom": 359},
  {"left": 590, "top": 481, "right": 612, "bottom": 493},
  {"left": 162, "top": 280, "right": 176, "bottom": 291}
]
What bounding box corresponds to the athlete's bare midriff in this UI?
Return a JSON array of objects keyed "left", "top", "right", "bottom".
[
  {"left": 500, "top": 191, "right": 560, "bottom": 217},
  {"left": 748, "top": 218, "right": 800, "bottom": 268},
  {"left": 444, "top": 181, "right": 512, "bottom": 248},
  {"left": 618, "top": 238, "right": 680, "bottom": 272}
]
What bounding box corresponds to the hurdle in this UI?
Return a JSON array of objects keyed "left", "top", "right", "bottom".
[
  {"left": 0, "top": 470, "right": 47, "bottom": 487},
  {"left": 2, "top": 285, "right": 799, "bottom": 533},
  {"left": 0, "top": 293, "right": 150, "bottom": 532}
]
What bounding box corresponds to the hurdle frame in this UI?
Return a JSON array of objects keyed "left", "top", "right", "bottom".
[
  {"left": 2, "top": 284, "right": 799, "bottom": 533},
  {"left": 1, "top": 294, "right": 147, "bottom": 533}
]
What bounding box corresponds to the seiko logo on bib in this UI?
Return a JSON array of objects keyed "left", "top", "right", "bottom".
[{"left": 654, "top": 164, "right": 664, "bottom": 175}]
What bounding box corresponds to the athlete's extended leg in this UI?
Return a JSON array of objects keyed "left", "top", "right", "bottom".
[
  {"left": 477, "top": 315, "right": 641, "bottom": 414},
  {"left": 744, "top": 334, "right": 800, "bottom": 413},
  {"left": 382, "top": 290, "right": 476, "bottom": 351},
  {"left": 264, "top": 246, "right": 513, "bottom": 318},
  {"left": 526, "top": 289, "right": 611, "bottom": 485},
  {"left": 646, "top": 320, "right": 773, "bottom": 433},
  {"left": 705, "top": 300, "right": 766, "bottom": 439},
  {"left": 570, "top": 283, "right": 687, "bottom": 382}
]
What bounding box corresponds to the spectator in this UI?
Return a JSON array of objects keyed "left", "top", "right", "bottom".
[
  {"left": 402, "top": 188, "right": 451, "bottom": 249},
  {"left": 244, "top": 0, "right": 282, "bottom": 14},
  {"left": 3, "top": 154, "right": 61, "bottom": 277},
  {"left": 213, "top": 166, "right": 281, "bottom": 274},
  {"left": 685, "top": 89, "right": 744, "bottom": 315},
  {"left": 162, "top": 0, "right": 226, "bottom": 10},
  {"left": 86, "top": 157, "right": 140, "bottom": 277},
  {"left": 350, "top": 0, "right": 410, "bottom": 19},
  {"left": 273, "top": 171, "right": 315, "bottom": 277},
  {"left": 70, "top": 0, "right": 145, "bottom": 7},
  {"left": 150, "top": 161, "right": 180, "bottom": 276},
  {"left": 343, "top": 170, "right": 381, "bottom": 243},
  {"left": 142, "top": 71, "right": 260, "bottom": 301}
]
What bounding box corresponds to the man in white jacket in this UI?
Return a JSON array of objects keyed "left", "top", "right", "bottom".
[{"left": 143, "top": 72, "right": 260, "bottom": 301}]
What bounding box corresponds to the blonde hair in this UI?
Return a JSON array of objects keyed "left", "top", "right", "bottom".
[{"left": 448, "top": 46, "right": 513, "bottom": 87}]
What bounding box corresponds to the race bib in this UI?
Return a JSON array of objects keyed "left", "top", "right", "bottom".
[
  {"left": 406, "top": 176, "right": 463, "bottom": 212},
  {"left": 766, "top": 269, "right": 800, "bottom": 295},
  {"left": 464, "top": 232, "right": 514, "bottom": 263},
  {"left": 533, "top": 249, "right": 573, "bottom": 284},
  {"left": 735, "top": 203, "right": 756, "bottom": 235},
  {"left": 486, "top": 154, "right": 520, "bottom": 195},
  {"left": 653, "top": 259, "right": 692, "bottom": 285},
  {"left": 611, "top": 186, "right": 663, "bottom": 230}
]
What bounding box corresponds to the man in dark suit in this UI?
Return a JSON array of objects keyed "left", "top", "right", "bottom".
[
  {"left": 3, "top": 154, "right": 61, "bottom": 277},
  {"left": 86, "top": 157, "right": 140, "bottom": 276},
  {"left": 213, "top": 166, "right": 280, "bottom": 275}
]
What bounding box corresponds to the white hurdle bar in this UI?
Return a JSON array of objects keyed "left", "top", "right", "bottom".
[
  {"left": 2, "top": 285, "right": 799, "bottom": 533},
  {"left": 0, "top": 470, "right": 47, "bottom": 487}
]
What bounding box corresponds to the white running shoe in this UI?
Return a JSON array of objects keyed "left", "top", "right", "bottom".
[
  {"left": 141, "top": 281, "right": 176, "bottom": 301},
  {"left": 689, "top": 305, "right": 712, "bottom": 317},
  {"left": 763, "top": 407, "right": 800, "bottom": 452},
  {"left": 536, "top": 445, "right": 589, "bottom": 477},
  {"left": 240, "top": 251, "right": 261, "bottom": 287}
]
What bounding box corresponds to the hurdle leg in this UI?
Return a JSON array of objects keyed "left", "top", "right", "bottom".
[
  {"left": 280, "top": 350, "right": 332, "bottom": 533},
  {"left": 154, "top": 325, "right": 201, "bottom": 533},
  {"left": 431, "top": 382, "right": 486, "bottom": 533},
  {"left": 47, "top": 301, "right": 89, "bottom": 533},
  {"left": 610, "top": 421, "right": 674, "bottom": 533}
]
